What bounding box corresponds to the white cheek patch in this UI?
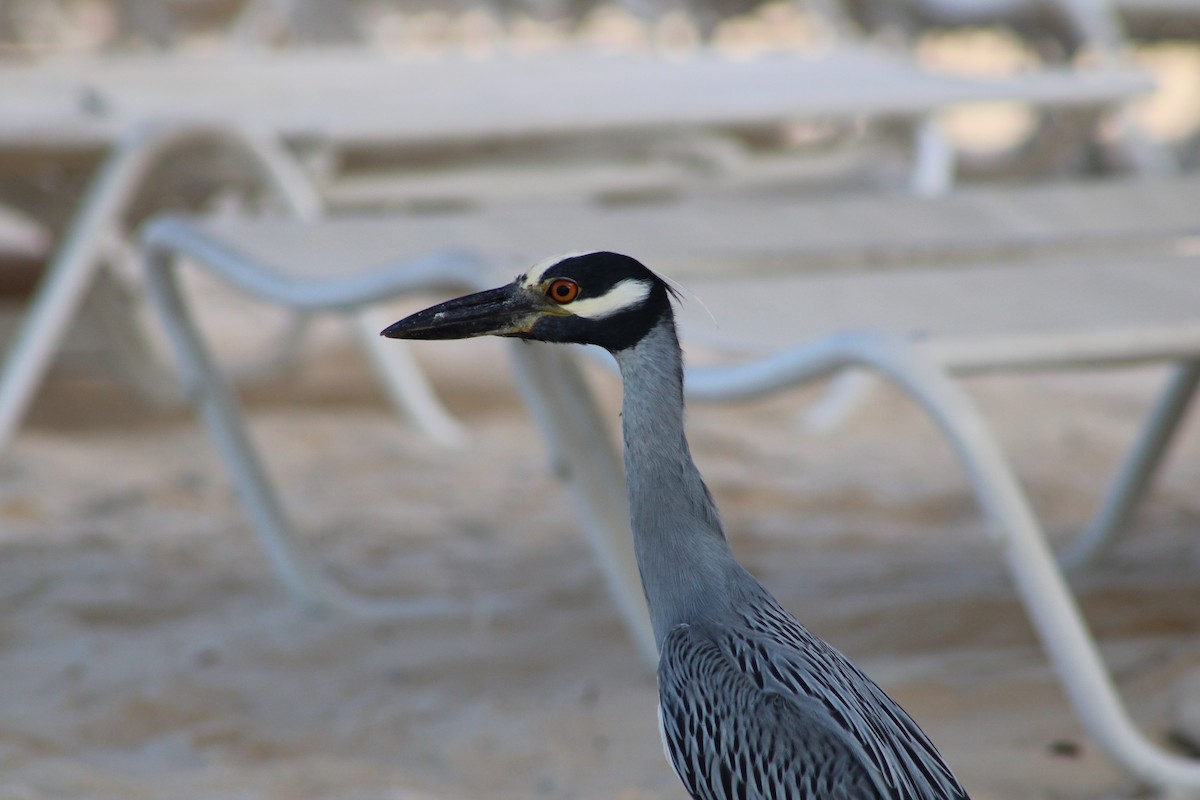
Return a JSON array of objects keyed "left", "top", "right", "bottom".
[
  {"left": 567, "top": 278, "right": 651, "bottom": 319},
  {"left": 521, "top": 250, "right": 599, "bottom": 289}
]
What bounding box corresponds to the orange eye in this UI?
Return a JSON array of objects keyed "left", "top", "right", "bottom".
[{"left": 547, "top": 278, "right": 580, "bottom": 304}]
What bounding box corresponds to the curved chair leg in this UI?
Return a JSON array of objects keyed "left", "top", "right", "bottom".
[
  {"left": 909, "top": 115, "right": 955, "bottom": 197},
  {"left": 507, "top": 342, "right": 658, "bottom": 668},
  {"left": 802, "top": 368, "right": 878, "bottom": 432},
  {"left": 141, "top": 245, "right": 492, "bottom": 619},
  {"left": 237, "top": 130, "right": 466, "bottom": 448},
  {"left": 349, "top": 307, "right": 468, "bottom": 449},
  {"left": 1061, "top": 359, "right": 1200, "bottom": 569},
  {"left": 684, "top": 332, "right": 1200, "bottom": 794},
  {"left": 879, "top": 344, "right": 1200, "bottom": 794},
  {"left": 143, "top": 247, "right": 332, "bottom": 610}
]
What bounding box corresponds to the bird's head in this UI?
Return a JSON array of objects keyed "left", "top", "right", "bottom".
[{"left": 381, "top": 251, "right": 677, "bottom": 352}]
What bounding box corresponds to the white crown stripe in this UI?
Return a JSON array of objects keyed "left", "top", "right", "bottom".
[
  {"left": 568, "top": 278, "right": 652, "bottom": 319},
  {"left": 523, "top": 250, "right": 600, "bottom": 288}
]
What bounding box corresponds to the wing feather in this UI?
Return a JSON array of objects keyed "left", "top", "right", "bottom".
[
  {"left": 723, "top": 596, "right": 969, "bottom": 799},
  {"left": 658, "top": 623, "right": 893, "bottom": 800}
]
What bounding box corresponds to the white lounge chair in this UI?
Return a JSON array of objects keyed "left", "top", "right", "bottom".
[
  {"left": 827, "top": 0, "right": 1181, "bottom": 176},
  {"left": 0, "top": 43, "right": 1156, "bottom": 463},
  {"left": 136, "top": 172, "right": 1200, "bottom": 794},
  {"left": 842, "top": 0, "right": 1200, "bottom": 45}
]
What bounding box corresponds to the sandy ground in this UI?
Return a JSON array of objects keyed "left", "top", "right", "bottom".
[
  {"left": 2, "top": 4, "right": 1199, "bottom": 796},
  {"left": 0, "top": 279, "right": 1197, "bottom": 800}
]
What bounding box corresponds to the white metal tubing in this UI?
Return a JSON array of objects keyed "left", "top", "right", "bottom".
[
  {"left": 142, "top": 219, "right": 639, "bottom": 628},
  {"left": 0, "top": 120, "right": 321, "bottom": 457},
  {"left": 1054, "top": 0, "right": 1128, "bottom": 58},
  {"left": 187, "top": 127, "right": 472, "bottom": 446},
  {"left": 140, "top": 221, "right": 654, "bottom": 637},
  {"left": 349, "top": 307, "right": 470, "bottom": 449},
  {"left": 1062, "top": 359, "right": 1200, "bottom": 569},
  {"left": 909, "top": 115, "right": 956, "bottom": 197},
  {"left": 140, "top": 220, "right": 651, "bottom": 636},
  {"left": 683, "top": 330, "right": 1200, "bottom": 793},
  {"left": 143, "top": 244, "right": 334, "bottom": 610},
  {"left": 142, "top": 241, "right": 500, "bottom": 619},
  {"left": 507, "top": 342, "right": 658, "bottom": 667},
  {"left": 1050, "top": 0, "right": 1179, "bottom": 176},
  {"left": 801, "top": 368, "right": 877, "bottom": 432},
  {"left": 139, "top": 216, "right": 493, "bottom": 311},
  {"left": 138, "top": 217, "right": 487, "bottom": 600}
]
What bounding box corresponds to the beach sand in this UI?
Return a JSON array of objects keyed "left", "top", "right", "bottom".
[{"left": 1, "top": 276, "right": 1197, "bottom": 799}]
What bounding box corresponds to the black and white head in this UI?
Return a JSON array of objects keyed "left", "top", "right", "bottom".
[{"left": 382, "top": 251, "right": 677, "bottom": 352}]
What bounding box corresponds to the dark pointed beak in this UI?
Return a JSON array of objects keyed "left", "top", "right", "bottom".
[{"left": 380, "top": 282, "right": 550, "bottom": 341}]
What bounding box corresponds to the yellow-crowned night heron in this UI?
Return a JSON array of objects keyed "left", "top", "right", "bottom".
[{"left": 383, "top": 251, "right": 969, "bottom": 799}]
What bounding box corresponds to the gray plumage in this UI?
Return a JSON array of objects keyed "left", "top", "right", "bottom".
[
  {"left": 382, "top": 252, "right": 969, "bottom": 799},
  {"left": 618, "top": 319, "right": 967, "bottom": 800}
]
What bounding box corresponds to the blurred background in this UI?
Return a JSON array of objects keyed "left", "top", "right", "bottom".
[{"left": 0, "top": 2, "right": 1198, "bottom": 799}]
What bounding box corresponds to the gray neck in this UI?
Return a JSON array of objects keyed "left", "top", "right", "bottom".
[{"left": 613, "top": 316, "right": 740, "bottom": 649}]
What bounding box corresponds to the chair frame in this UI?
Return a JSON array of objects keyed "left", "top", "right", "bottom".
[
  {"left": 0, "top": 42, "right": 1190, "bottom": 793},
  {"left": 0, "top": 38, "right": 1162, "bottom": 457},
  {"left": 680, "top": 331, "right": 1200, "bottom": 791},
  {"left": 140, "top": 216, "right": 493, "bottom": 618},
  {"left": 0, "top": 121, "right": 467, "bottom": 461},
  {"left": 138, "top": 210, "right": 1200, "bottom": 793}
]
